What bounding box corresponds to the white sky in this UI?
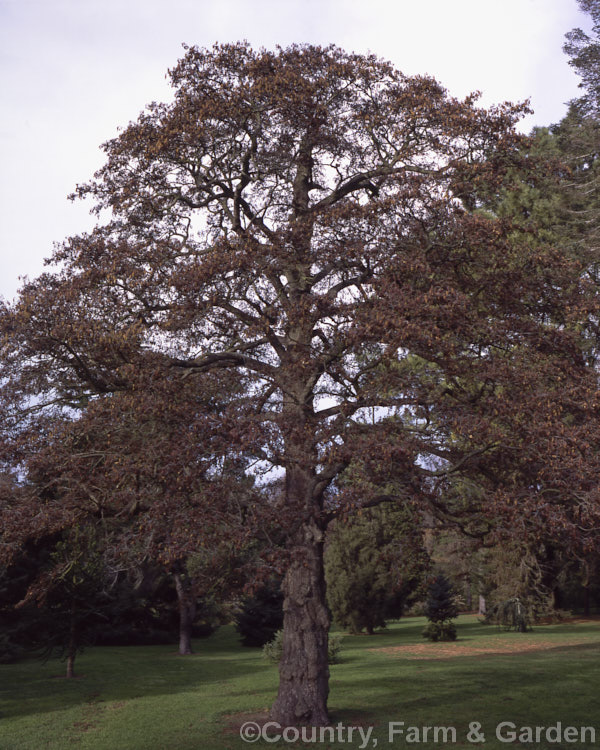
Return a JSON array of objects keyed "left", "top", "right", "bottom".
[{"left": 0, "top": 0, "right": 591, "bottom": 302}]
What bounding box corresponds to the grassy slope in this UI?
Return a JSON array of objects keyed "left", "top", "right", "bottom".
[{"left": 1, "top": 615, "right": 599, "bottom": 750}]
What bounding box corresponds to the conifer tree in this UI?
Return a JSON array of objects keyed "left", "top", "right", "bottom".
[
  {"left": 325, "top": 502, "right": 428, "bottom": 634},
  {"left": 423, "top": 574, "right": 458, "bottom": 641}
]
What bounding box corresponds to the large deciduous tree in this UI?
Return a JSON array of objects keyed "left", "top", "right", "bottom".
[{"left": 1, "top": 44, "right": 597, "bottom": 724}]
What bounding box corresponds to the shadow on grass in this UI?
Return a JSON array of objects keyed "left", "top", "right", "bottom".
[
  {"left": 3, "top": 617, "right": 599, "bottom": 733},
  {"left": 327, "top": 643, "right": 600, "bottom": 736},
  {"left": 0, "top": 629, "right": 273, "bottom": 721}
]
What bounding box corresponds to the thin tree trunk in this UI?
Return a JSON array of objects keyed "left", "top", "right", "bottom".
[
  {"left": 464, "top": 574, "right": 473, "bottom": 611},
  {"left": 552, "top": 586, "right": 563, "bottom": 610},
  {"left": 270, "top": 516, "right": 330, "bottom": 726},
  {"left": 582, "top": 560, "right": 591, "bottom": 617},
  {"left": 174, "top": 573, "right": 196, "bottom": 656},
  {"left": 66, "top": 616, "right": 76, "bottom": 678},
  {"left": 66, "top": 652, "right": 75, "bottom": 678}
]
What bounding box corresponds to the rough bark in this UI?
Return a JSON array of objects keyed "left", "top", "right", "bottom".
[
  {"left": 174, "top": 573, "right": 196, "bottom": 656},
  {"left": 268, "top": 282, "right": 332, "bottom": 725},
  {"left": 270, "top": 515, "right": 330, "bottom": 726}
]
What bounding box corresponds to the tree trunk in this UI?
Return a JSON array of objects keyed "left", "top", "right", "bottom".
[
  {"left": 270, "top": 516, "right": 330, "bottom": 727},
  {"left": 174, "top": 573, "right": 196, "bottom": 656},
  {"left": 66, "top": 616, "right": 76, "bottom": 678},
  {"left": 270, "top": 310, "right": 331, "bottom": 726},
  {"left": 66, "top": 653, "right": 75, "bottom": 679},
  {"left": 464, "top": 574, "right": 473, "bottom": 611},
  {"left": 552, "top": 586, "right": 563, "bottom": 610}
]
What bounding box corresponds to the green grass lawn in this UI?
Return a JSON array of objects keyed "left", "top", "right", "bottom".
[{"left": 1, "top": 615, "right": 599, "bottom": 750}]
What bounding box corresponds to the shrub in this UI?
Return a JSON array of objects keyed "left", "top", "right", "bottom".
[
  {"left": 422, "top": 621, "right": 457, "bottom": 642},
  {"left": 327, "top": 634, "right": 344, "bottom": 664},
  {"left": 262, "top": 629, "right": 284, "bottom": 663}
]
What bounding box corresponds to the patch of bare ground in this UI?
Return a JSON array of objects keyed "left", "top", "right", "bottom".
[{"left": 371, "top": 621, "right": 600, "bottom": 660}]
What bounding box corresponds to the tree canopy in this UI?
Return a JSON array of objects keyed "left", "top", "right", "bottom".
[{"left": 1, "top": 43, "right": 599, "bottom": 725}]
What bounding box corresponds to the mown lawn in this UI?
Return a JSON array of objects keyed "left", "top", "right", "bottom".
[{"left": 1, "top": 615, "right": 599, "bottom": 750}]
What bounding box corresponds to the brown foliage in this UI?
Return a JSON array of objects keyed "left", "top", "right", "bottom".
[{"left": 1, "top": 44, "right": 599, "bottom": 724}]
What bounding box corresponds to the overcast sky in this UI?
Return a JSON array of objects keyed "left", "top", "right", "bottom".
[{"left": 0, "top": 0, "right": 591, "bottom": 301}]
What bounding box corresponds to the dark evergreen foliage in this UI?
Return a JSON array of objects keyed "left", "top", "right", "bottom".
[
  {"left": 325, "top": 502, "right": 428, "bottom": 634},
  {"left": 423, "top": 574, "right": 459, "bottom": 641},
  {"left": 0, "top": 545, "right": 44, "bottom": 663},
  {"left": 424, "top": 574, "right": 459, "bottom": 623},
  {"left": 234, "top": 579, "right": 284, "bottom": 647}
]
